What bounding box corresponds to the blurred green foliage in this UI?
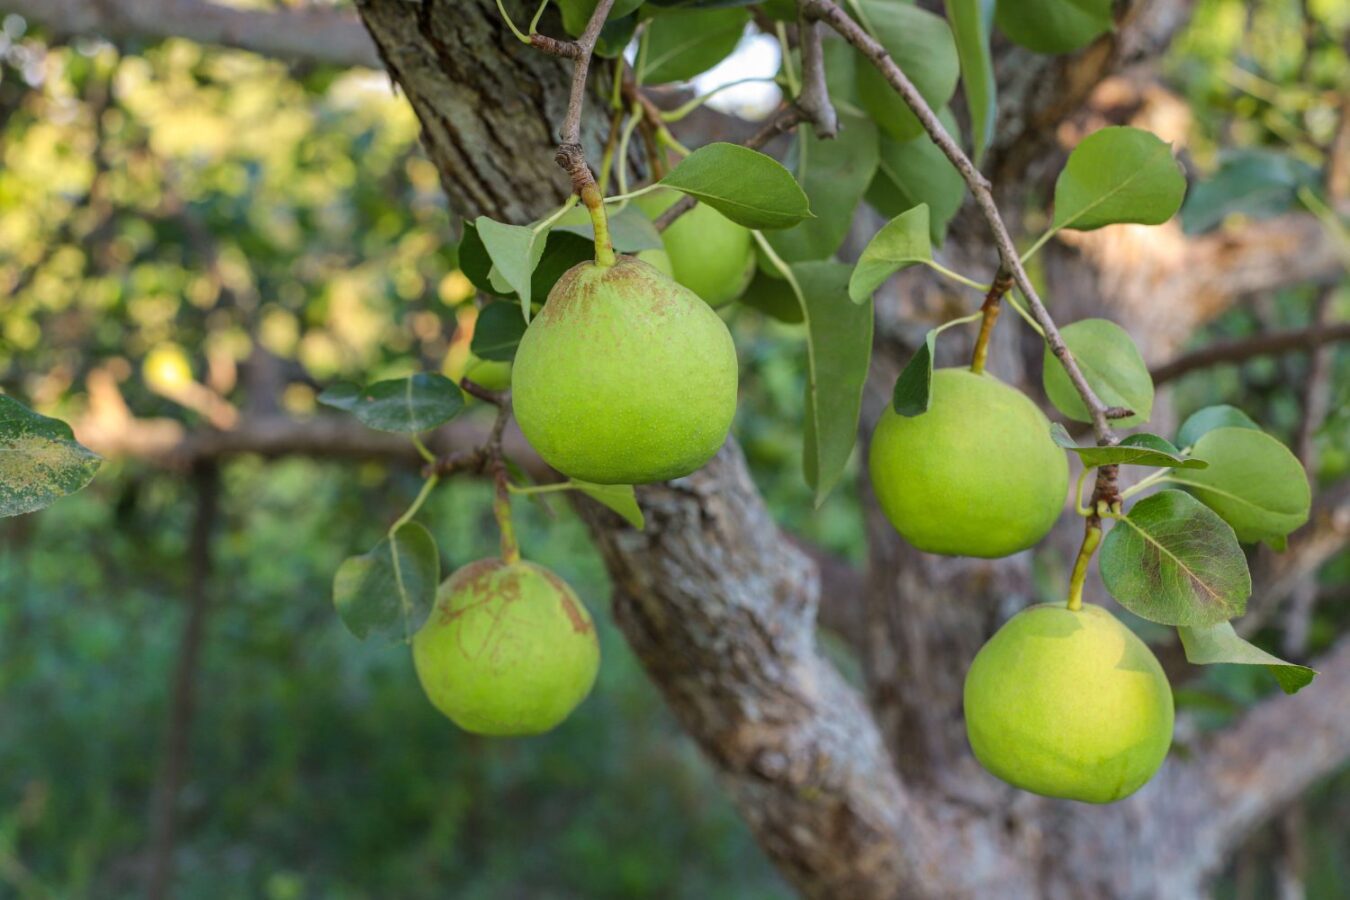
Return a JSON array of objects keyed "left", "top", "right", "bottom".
[{"left": 0, "top": 0, "right": 1346, "bottom": 896}]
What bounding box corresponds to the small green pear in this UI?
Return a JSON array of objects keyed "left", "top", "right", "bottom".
[
  {"left": 463, "top": 354, "right": 511, "bottom": 391},
  {"left": 963, "top": 603, "right": 1174, "bottom": 804},
  {"left": 512, "top": 256, "right": 738, "bottom": 484},
  {"left": 412, "top": 558, "right": 600, "bottom": 736},
  {"left": 868, "top": 368, "right": 1068, "bottom": 557},
  {"left": 637, "top": 190, "right": 755, "bottom": 306}
]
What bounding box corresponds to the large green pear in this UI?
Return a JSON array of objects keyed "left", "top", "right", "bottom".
[
  {"left": 412, "top": 558, "right": 600, "bottom": 736},
  {"left": 637, "top": 190, "right": 755, "bottom": 306},
  {"left": 512, "top": 256, "right": 738, "bottom": 484},
  {"left": 868, "top": 368, "right": 1068, "bottom": 557},
  {"left": 963, "top": 603, "right": 1174, "bottom": 803}
]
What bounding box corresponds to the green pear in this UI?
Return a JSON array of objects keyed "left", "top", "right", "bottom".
[
  {"left": 963, "top": 603, "right": 1174, "bottom": 803},
  {"left": 512, "top": 256, "right": 738, "bottom": 484},
  {"left": 463, "top": 354, "right": 511, "bottom": 391},
  {"left": 868, "top": 368, "right": 1068, "bottom": 557},
  {"left": 412, "top": 558, "right": 600, "bottom": 736},
  {"left": 637, "top": 190, "right": 755, "bottom": 306}
]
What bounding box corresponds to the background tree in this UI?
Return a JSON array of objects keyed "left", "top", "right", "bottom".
[{"left": 0, "top": 0, "right": 1346, "bottom": 897}]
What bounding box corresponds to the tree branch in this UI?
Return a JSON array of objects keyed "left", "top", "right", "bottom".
[
  {"left": 1150, "top": 321, "right": 1350, "bottom": 384},
  {"left": 0, "top": 0, "right": 380, "bottom": 69}
]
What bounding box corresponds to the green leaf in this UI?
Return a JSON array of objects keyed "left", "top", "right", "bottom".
[
  {"left": 1042, "top": 318, "right": 1154, "bottom": 426},
  {"left": 849, "top": 204, "right": 933, "bottom": 303},
  {"left": 1168, "top": 427, "right": 1310, "bottom": 546},
  {"left": 766, "top": 113, "right": 879, "bottom": 262},
  {"left": 457, "top": 222, "right": 496, "bottom": 296},
  {"left": 947, "top": 0, "right": 996, "bottom": 164},
  {"left": 866, "top": 108, "right": 967, "bottom": 244},
  {"left": 1178, "top": 621, "right": 1316, "bottom": 695},
  {"left": 1176, "top": 404, "right": 1260, "bottom": 449},
  {"left": 475, "top": 216, "right": 550, "bottom": 322},
  {"left": 572, "top": 480, "right": 645, "bottom": 529},
  {"left": 994, "top": 0, "right": 1112, "bottom": 53},
  {"left": 786, "top": 260, "right": 873, "bottom": 505},
  {"left": 1181, "top": 149, "right": 1320, "bottom": 235},
  {"left": 0, "top": 396, "right": 102, "bottom": 518},
  {"left": 556, "top": 203, "right": 662, "bottom": 252},
  {"left": 319, "top": 373, "right": 466, "bottom": 433},
  {"left": 1100, "top": 490, "right": 1251, "bottom": 626},
  {"left": 1049, "top": 424, "right": 1208, "bottom": 469},
  {"left": 739, "top": 268, "right": 804, "bottom": 323},
  {"left": 531, "top": 230, "right": 594, "bottom": 304},
  {"left": 660, "top": 143, "right": 812, "bottom": 229},
  {"left": 557, "top": 0, "right": 644, "bottom": 36},
  {"left": 332, "top": 522, "right": 439, "bottom": 643},
  {"left": 891, "top": 329, "right": 936, "bottom": 416},
  {"left": 470, "top": 302, "right": 527, "bottom": 362},
  {"left": 854, "top": 0, "right": 960, "bottom": 142},
  {"left": 1051, "top": 126, "right": 1186, "bottom": 232},
  {"left": 639, "top": 6, "right": 749, "bottom": 84}
]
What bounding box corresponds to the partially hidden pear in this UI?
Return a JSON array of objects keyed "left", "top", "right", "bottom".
[{"left": 512, "top": 256, "right": 738, "bottom": 484}]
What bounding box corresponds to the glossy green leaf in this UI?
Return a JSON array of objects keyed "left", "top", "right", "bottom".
[
  {"left": 1168, "top": 427, "right": 1310, "bottom": 546},
  {"left": 470, "top": 302, "right": 527, "bottom": 362},
  {"left": 531, "top": 230, "right": 594, "bottom": 304},
  {"left": 0, "top": 396, "right": 102, "bottom": 518},
  {"left": 1100, "top": 490, "right": 1251, "bottom": 626},
  {"left": 639, "top": 6, "right": 749, "bottom": 84},
  {"left": 1049, "top": 424, "right": 1207, "bottom": 469},
  {"left": 1051, "top": 126, "right": 1186, "bottom": 232},
  {"left": 866, "top": 109, "right": 967, "bottom": 244},
  {"left": 1178, "top": 621, "right": 1316, "bottom": 695},
  {"left": 572, "top": 480, "right": 645, "bottom": 529},
  {"left": 1176, "top": 404, "right": 1260, "bottom": 449},
  {"left": 1181, "top": 149, "right": 1320, "bottom": 235},
  {"left": 766, "top": 113, "right": 879, "bottom": 262},
  {"left": 557, "top": 0, "right": 644, "bottom": 36},
  {"left": 854, "top": 0, "right": 960, "bottom": 142},
  {"left": 319, "top": 373, "right": 466, "bottom": 433},
  {"left": 475, "top": 216, "right": 550, "bottom": 321},
  {"left": 785, "top": 260, "right": 873, "bottom": 505},
  {"left": 892, "top": 329, "right": 936, "bottom": 417},
  {"left": 994, "top": 0, "right": 1112, "bottom": 54},
  {"left": 332, "top": 522, "right": 439, "bottom": 643},
  {"left": 947, "top": 0, "right": 996, "bottom": 163},
  {"left": 457, "top": 221, "right": 496, "bottom": 296},
  {"left": 849, "top": 204, "right": 933, "bottom": 303},
  {"left": 660, "top": 143, "right": 812, "bottom": 229},
  {"left": 1043, "top": 318, "right": 1154, "bottom": 426}
]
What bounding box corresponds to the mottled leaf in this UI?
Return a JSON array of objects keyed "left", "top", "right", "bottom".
[
  {"left": 1100, "top": 489, "right": 1251, "bottom": 626},
  {"left": 0, "top": 396, "right": 102, "bottom": 517}
]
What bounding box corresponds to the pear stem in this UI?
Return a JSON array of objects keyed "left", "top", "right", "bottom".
[
  {"left": 1066, "top": 521, "right": 1102, "bottom": 612},
  {"left": 582, "top": 182, "right": 616, "bottom": 267},
  {"left": 969, "top": 267, "right": 1012, "bottom": 375}
]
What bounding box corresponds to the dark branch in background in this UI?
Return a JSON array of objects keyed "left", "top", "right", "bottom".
[
  {"left": 0, "top": 0, "right": 380, "bottom": 68},
  {"left": 1150, "top": 321, "right": 1350, "bottom": 384},
  {"left": 146, "top": 462, "right": 219, "bottom": 900}
]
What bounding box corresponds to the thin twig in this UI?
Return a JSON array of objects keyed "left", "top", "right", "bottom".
[{"left": 796, "top": 12, "right": 838, "bottom": 138}]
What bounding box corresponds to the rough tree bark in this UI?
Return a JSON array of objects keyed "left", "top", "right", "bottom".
[{"left": 344, "top": 1, "right": 1350, "bottom": 897}]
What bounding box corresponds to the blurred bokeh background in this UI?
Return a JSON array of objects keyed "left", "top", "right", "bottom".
[{"left": 0, "top": 0, "right": 1346, "bottom": 897}]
